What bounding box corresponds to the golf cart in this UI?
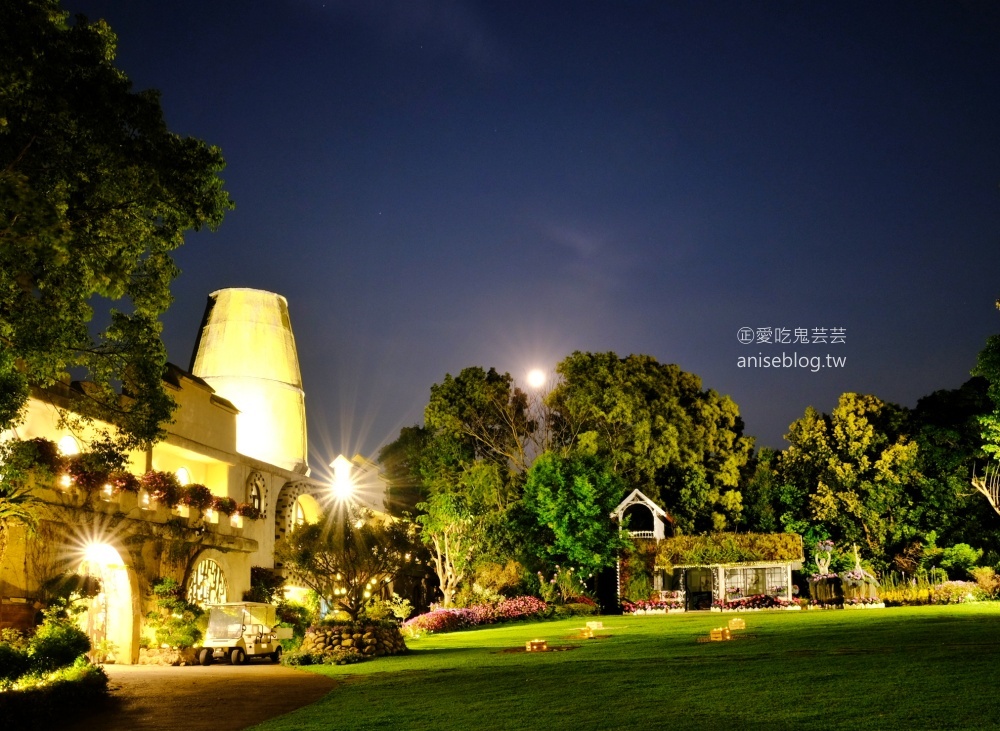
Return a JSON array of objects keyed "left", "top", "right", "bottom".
[{"left": 198, "top": 602, "right": 292, "bottom": 665}]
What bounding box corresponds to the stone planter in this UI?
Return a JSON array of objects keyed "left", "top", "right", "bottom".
[
  {"left": 138, "top": 647, "right": 199, "bottom": 666},
  {"left": 118, "top": 491, "right": 139, "bottom": 512},
  {"left": 299, "top": 624, "right": 408, "bottom": 659}
]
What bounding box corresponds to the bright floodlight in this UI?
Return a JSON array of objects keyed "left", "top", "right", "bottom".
[
  {"left": 526, "top": 368, "right": 546, "bottom": 389},
  {"left": 331, "top": 454, "right": 355, "bottom": 502},
  {"left": 83, "top": 542, "right": 120, "bottom": 566}
]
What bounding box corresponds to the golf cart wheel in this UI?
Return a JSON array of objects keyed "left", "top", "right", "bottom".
[
  {"left": 271, "top": 646, "right": 283, "bottom": 663},
  {"left": 198, "top": 648, "right": 214, "bottom": 666},
  {"left": 230, "top": 647, "right": 246, "bottom": 665}
]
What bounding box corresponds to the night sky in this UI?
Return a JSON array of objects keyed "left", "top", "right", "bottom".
[{"left": 66, "top": 1, "right": 1000, "bottom": 466}]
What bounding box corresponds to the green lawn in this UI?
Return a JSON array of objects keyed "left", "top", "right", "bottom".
[{"left": 251, "top": 605, "right": 1000, "bottom": 730}]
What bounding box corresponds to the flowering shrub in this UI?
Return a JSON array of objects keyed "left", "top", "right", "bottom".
[
  {"left": 536, "top": 566, "right": 590, "bottom": 604},
  {"left": 622, "top": 599, "right": 683, "bottom": 613},
  {"left": 971, "top": 567, "right": 1000, "bottom": 599},
  {"left": 108, "top": 471, "right": 139, "bottom": 494},
  {"left": 931, "top": 581, "right": 977, "bottom": 605},
  {"left": 879, "top": 573, "right": 935, "bottom": 606},
  {"left": 402, "top": 596, "right": 548, "bottom": 636},
  {"left": 179, "top": 484, "right": 213, "bottom": 509},
  {"left": 712, "top": 594, "right": 796, "bottom": 610},
  {"left": 211, "top": 496, "right": 238, "bottom": 515},
  {"left": 402, "top": 608, "right": 477, "bottom": 636},
  {"left": 844, "top": 597, "right": 882, "bottom": 606},
  {"left": 494, "top": 596, "right": 547, "bottom": 620},
  {"left": 236, "top": 502, "right": 262, "bottom": 520},
  {"left": 808, "top": 573, "right": 839, "bottom": 582},
  {"left": 842, "top": 568, "right": 875, "bottom": 584},
  {"left": 140, "top": 471, "right": 181, "bottom": 507},
  {"left": 64, "top": 454, "right": 108, "bottom": 492}
]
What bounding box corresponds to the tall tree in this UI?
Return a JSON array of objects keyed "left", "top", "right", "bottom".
[
  {"left": 778, "top": 393, "right": 922, "bottom": 566},
  {"left": 911, "top": 378, "right": 996, "bottom": 548},
  {"left": 276, "top": 508, "right": 414, "bottom": 621},
  {"left": 0, "top": 0, "right": 232, "bottom": 448},
  {"left": 520, "top": 451, "right": 632, "bottom": 577},
  {"left": 972, "top": 318, "right": 1000, "bottom": 458},
  {"left": 547, "top": 352, "right": 752, "bottom": 532},
  {"left": 424, "top": 366, "right": 533, "bottom": 473},
  {"left": 377, "top": 425, "right": 433, "bottom": 517},
  {"left": 415, "top": 490, "right": 476, "bottom": 608}
]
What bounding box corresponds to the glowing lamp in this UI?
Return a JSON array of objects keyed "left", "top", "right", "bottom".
[
  {"left": 83, "top": 542, "right": 120, "bottom": 566},
  {"left": 331, "top": 454, "right": 354, "bottom": 502}
]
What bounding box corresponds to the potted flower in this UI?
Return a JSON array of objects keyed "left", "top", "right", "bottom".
[
  {"left": 211, "top": 496, "right": 238, "bottom": 515},
  {"left": 140, "top": 471, "right": 182, "bottom": 509},
  {"left": 235, "top": 502, "right": 262, "bottom": 521},
  {"left": 109, "top": 471, "right": 140, "bottom": 494},
  {"left": 65, "top": 453, "right": 109, "bottom": 496}
]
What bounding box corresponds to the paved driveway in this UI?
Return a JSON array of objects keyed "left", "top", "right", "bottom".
[{"left": 64, "top": 663, "right": 336, "bottom": 731}]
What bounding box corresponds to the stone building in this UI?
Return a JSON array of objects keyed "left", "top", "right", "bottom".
[{"left": 0, "top": 288, "right": 378, "bottom": 663}]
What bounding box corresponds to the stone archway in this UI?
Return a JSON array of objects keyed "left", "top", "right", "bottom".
[
  {"left": 274, "top": 481, "right": 323, "bottom": 544},
  {"left": 78, "top": 543, "right": 140, "bottom": 664}
]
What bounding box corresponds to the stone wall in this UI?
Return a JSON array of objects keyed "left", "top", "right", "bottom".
[{"left": 298, "top": 624, "right": 407, "bottom": 658}]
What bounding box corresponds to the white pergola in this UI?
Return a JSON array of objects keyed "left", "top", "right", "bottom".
[{"left": 611, "top": 489, "right": 671, "bottom": 540}]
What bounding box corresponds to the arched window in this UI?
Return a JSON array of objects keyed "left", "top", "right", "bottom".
[
  {"left": 186, "top": 558, "right": 228, "bottom": 606},
  {"left": 247, "top": 472, "right": 265, "bottom": 513},
  {"left": 292, "top": 493, "right": 320, "bottom": 527},
  {"left": 175, "top": 467, "right": 191, "bottom": 486}
]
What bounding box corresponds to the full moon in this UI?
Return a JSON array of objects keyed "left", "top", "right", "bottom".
[{"left": 526, "top": 369, "right": 546, "bottom": 389}]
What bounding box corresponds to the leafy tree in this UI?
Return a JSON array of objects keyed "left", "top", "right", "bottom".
[
  {"left": 778, "top": 393, "right": 922, "bottom": 567},
  {"left": 547, "top": 352, "right": 752, "bottom": 531},
  {"left": 971, "top": 318, "right": 1000, "bottom": 458},
  {"left": 415, "top": 490, "right": 476, "bottom": 608},
  {"left": 425, "top": 366, "right": 533, "bottom": 473},
  {"left": 938, "top": 543, "right": 982, "bottom": 579},
  {"left": 0, "top": 0, "right": 232, "bottom": 449},
  {"left": 0, "top": 440, "right": 44, "bottom": 565},
  {"left": 277, "top": 508, "right": 415, "bottom": 620},
  {"left": 242, "top": 567, "right": 285, "bottom": 604},
  {"left": 738, "top": 448, "right": 784, "bottom": 533},
  {"left": 377, "top": 425, "right": 433, "bottom": 517},
  {"left": 910, "top": 378, "right": 997, "bottom": 549},
  {"left": 520, "top": 451, "right": 632, "bottom": 577}
]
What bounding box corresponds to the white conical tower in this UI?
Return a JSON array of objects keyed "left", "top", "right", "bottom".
[{"left": 190, "top": 289, "right": 309, "bottom": 474}]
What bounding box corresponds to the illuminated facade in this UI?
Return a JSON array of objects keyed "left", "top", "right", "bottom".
[
  {"left": 190, "top": 288, "right": 309, "bottom": 474},
  {"left": 0, "top": 289, "right": 369, "bottom": 663}
]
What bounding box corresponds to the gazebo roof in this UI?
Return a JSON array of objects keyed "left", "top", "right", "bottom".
[{"left": 611, "top": 488, "right": 673, "bottom": 523}]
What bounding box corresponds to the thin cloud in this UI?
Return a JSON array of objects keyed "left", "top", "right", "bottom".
[{"left": 301, "top": 0, "right": 508, "bottom": 72}]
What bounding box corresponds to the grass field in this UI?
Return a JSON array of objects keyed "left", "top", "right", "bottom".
[{"left": 251, "top": 605, "right": 1000, "bottom": 730}]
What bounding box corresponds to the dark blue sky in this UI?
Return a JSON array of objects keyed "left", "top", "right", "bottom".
[{"left": 69, "top": 1, "right": 1000, "bottom": 465}]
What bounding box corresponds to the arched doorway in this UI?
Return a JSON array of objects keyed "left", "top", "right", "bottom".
[
  {"left": 274, "top": 481, "right": 323, "bottom": 548},
  {"left": 78, "top": 543, "right": 136, "bottom": 664}
]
